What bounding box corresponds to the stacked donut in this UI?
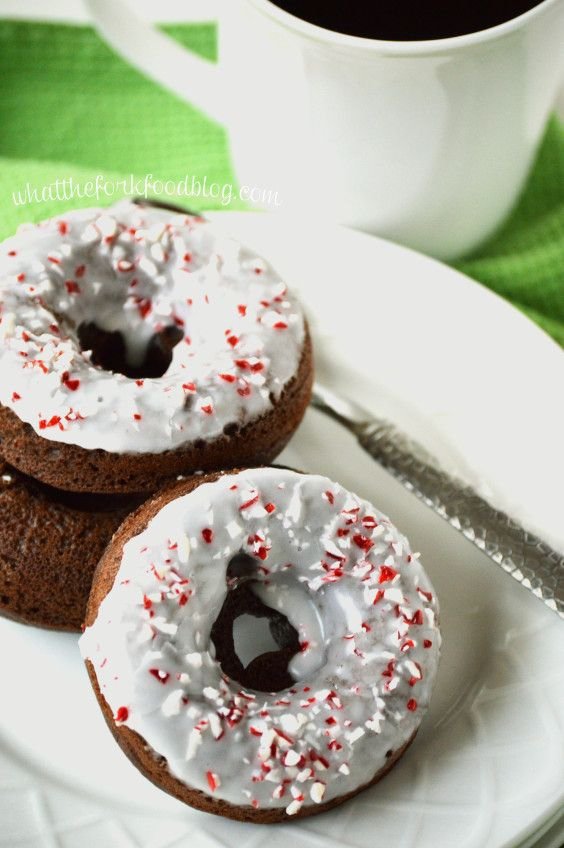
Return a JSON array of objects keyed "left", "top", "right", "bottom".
[
  {"left": 81, "top": 467, "right": 440, "bottom": 822},
  {"left": 0, "top": 199, "right": 312, "bottom": 629},
  {"left": 0, "top": 199, "right": 440, "bottom": 822}
]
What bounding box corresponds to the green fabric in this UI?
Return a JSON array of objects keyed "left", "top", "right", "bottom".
[
  {"left": 0, "top": 21, "right": 563, "bottom": 345},
  {"left": 457, "top": 117, "right": 564, "bottom": 346}
]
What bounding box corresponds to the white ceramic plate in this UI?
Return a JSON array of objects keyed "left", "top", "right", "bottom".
[{"left": 1, "top": 212, "right": 563, "bottom": 848}]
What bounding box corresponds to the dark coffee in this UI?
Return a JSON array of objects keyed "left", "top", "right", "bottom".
[{"left": 268, "top": 0, "right": 543, "bottom": 41}]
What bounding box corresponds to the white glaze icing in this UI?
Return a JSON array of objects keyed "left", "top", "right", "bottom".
[
  {"left": 80, "top": 469, "right": 441, "bottom": 815},
  {"left": 0, "top": 201, "right": 305, "bottom": 454}
]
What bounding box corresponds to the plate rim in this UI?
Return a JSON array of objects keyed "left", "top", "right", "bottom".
[{"left": 207, "top": 209, "right": 564, "bottom": 361}]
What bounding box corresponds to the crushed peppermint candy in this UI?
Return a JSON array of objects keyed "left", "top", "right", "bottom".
[
  {"left": 0, "top": 200, "right": 305, "bottom": 454},
  {"left": 80, "top": 468, "right": 440, "bottom": 815}
]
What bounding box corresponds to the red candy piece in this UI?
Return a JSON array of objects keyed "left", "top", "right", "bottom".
[
  {"left": 206, "top": 771, "right": 219, "bottom": 791},
  {"left": 149, "top": 669, "right": 170, "bottom": 685},
  {"left": 115, "top": 706, "right": 129, "bottom": 723},
  {"left": 136, "top": 298, "right": 151, "bottom": 319},
  {"left": 240, "top": 494, "right": 259, "bottom": 511},
  {"left": 39, "top": 415, "right": 61, "bottom": 430},
  {"left": 62, "top": 372, "right": 80, "bottom": 391},
  {"left": 353, "top": 534, "right": 374, "bottom": 552},
  {"left": 378, "top": 565, "right": 398, "bottom": 584}
]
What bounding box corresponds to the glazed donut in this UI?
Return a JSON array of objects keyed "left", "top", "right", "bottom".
[
  {"left": 0, "top": 458, "right": 143, "bottom": 631},
  {"left": 81, "top": 467, "right": 440, "bottom": 822},
  {"left": 0, "top": 201, "right": 312, "bottom": 493}
]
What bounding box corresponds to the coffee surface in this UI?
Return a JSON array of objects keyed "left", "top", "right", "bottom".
[{"left": 268, "top": 0, "right": 543, "bottom": 40}]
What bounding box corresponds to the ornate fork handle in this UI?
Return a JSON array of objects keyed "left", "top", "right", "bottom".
[{"left": 312, "top": 385, "right": 564, "bottom": 619}]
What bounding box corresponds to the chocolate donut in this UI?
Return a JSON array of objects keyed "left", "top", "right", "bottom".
[
  {"left": 81, "top": 468, "right": 441, "bottom": 822},
  {"left": 0, "top": 458, "right": 143, "bottom": 631},
  {"left": 0, "top": 202, "right": 312, "bottom": 493}
]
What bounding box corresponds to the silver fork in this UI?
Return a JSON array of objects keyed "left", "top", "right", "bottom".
[{"left": 311, "top": 382, "right": 564, "bottom": 619}]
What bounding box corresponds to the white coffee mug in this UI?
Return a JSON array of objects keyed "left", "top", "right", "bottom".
[{"left": 86, "top": 0, "right": 564, "bottom": 260}]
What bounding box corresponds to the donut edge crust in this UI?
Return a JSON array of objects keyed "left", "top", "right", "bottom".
[
  {"left": 0, "top": 461, "right": 144, "bottom": 631},
  {"left": 83, "top": 469, "right": 418, "bottom": 823},
  {"left": 0, "top": 325, "right": 313, "bottom": 494}
]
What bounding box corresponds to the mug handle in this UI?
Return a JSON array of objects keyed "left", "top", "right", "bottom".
[{"left": 84, "top": 0, "right": 228, "bottom": 126}]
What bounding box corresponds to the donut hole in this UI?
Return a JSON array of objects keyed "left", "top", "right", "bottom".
[
  {"left": 225, "top": 551, "right": 258, "bottom": 587},
  {"left": 233, "top": 615, "right": 280, "bottom": 667},
  {"left": 211, "top": 559, "right": 302, "bottom": 693},
  {"left": 77, "top": 321, "right": 183, "bottom": 379}
]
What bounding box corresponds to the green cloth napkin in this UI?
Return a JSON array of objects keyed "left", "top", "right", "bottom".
[{"left": 0, "top": 21, "right": 563, "bottom": 345}]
